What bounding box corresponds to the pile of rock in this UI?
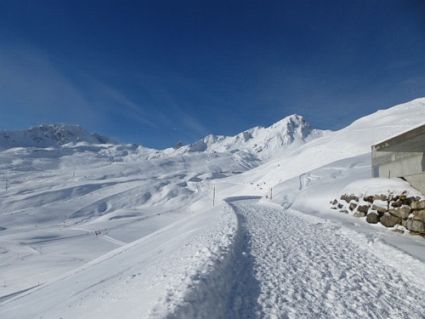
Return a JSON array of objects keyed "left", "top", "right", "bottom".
[{"left": 331, "top": 192, "right": 425, "bottom": 236}]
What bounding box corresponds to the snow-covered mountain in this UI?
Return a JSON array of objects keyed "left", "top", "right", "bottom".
[
  {"left": 0, "top": 115, "right": 324, "bottom": 161},
  {"left": 0, "top": 124, "right": 114, "bottom": 149},
  {"left": 180, "top": 114, "right": 325, "bottom": 159}
]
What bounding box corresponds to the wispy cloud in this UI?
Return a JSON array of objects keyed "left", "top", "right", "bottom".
[
  {"left": 80, "top": 75, "right": 158, "bottom": 128},
  {"left": 136, "top": 73, "right": 210, "bottom": 136},
  {"left": 0, "top": 44, "right": 161, "bottom": 132},
  {"left": 0, "top": 43, "right": 210, "bottom": 145},
  {"left": 0, "top": 45, "right": 98, "bottom": 127}
]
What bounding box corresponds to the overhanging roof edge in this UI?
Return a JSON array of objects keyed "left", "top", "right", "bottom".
[{"left": 373, "top": 122, "right": 425, "bottom": 151}]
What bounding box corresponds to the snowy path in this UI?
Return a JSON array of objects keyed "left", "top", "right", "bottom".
[{"left": 223, "top": 199, "right": 425, "bottom": 319}]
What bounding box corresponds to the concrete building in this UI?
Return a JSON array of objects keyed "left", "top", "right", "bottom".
[{"left": 372, "top": 124, "right": 425, "bottom": 194}]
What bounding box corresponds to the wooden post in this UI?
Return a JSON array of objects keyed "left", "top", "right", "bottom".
[{"left": 213, "top": 186, "right": 215, "bottom": 207}]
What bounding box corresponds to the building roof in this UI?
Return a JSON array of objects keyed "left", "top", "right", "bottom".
[{"left": 373, "top": 123, "right": 425, "bottom": 152}]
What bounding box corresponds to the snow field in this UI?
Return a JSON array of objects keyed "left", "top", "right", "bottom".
[{"left": 0, "top": 203, "right": 237, "bottom": 318}]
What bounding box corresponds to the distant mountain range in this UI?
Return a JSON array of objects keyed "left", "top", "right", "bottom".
[
  {"left": 0, "top": 124, "right": 114, "bottom": 149},
  {"left": 0, "top": 115, "right": 325, "bottom": 161}
]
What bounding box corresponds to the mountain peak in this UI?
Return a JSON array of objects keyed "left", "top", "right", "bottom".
[
  {"left": 182, "top": 114, "right": 324, "bottom": 159},
  {"left": 267, "top": 114, "right": 315, "bottom": 143},
  {"left": 272, "top": 113, "right": 305, "bottom": 125}
]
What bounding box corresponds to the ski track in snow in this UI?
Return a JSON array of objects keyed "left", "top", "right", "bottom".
[
  {"left": 70, "top": 227, "right": 127, "bottom": 246},
  {"left": 98, "top": 234, "right": 127, "bottom": 246},
  {"left": 219, "top": 199, "right": 425, "bottom": 319}
]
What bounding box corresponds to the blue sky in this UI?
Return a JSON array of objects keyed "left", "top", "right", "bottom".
[{"left": 0, "top": 0, "right": 424, "bottom": 148}]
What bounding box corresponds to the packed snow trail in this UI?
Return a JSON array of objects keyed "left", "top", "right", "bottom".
[{"left": 225, "top": 199, "right": 425, "bottom": 319}]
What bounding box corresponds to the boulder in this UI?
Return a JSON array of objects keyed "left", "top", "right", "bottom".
[
  {"left": 411, "top": 210, "right": 425, "bottom": 222},
  {"left": 402, "top": 219, "right": 408, "bottom": 227},
  {"left": 372, "top": 204, "right": 387, "bottom": 215},
  {"left": 366, "top": 212, "right": 379, "bottom": 224},
  {"left": 357, "top": 205, "right": 370, "bottom": 214},
  {"left": 400, "top": 195, "right": 415, "bottom": 206},
  {"left": 337, "top": 203, "right": 344, "bottom": 209},
  {"left": 375, "top": 194, "right": 388, "bottom": 201},
  {"left": 406, "top": 219, "right": 425, "bottom": 234},
  {"left": 331, "top": 199, "right": 338, "bottom": 205},
  {"left": 339, "top": 209, "right": 349, "bottom": 214},
  {"left": 411, "top": 200, "right": 425, "bottom": 210},
  {"left": 380, "top": 213, "right": 402, "bottom": 228},
  {"left": 349, "top": 202, "right": 358, "bottom": 211},
  {"left": 353, "top": 211, "right": 366, "bottom": 218},
  {"left": 341, "top": 194, "right": 359, "bottom": 203},
  {"left": 388, "top": 205, "right": 411, "bottom": 219},
  {"left": 390, "top": 200, "right": 402, "bottom": 208},
  {"left": 340, "top": 194, "right": 349, "bottom": 203},
  {"left": 363, "top": 195, "right": 375, "bottom": 203}
]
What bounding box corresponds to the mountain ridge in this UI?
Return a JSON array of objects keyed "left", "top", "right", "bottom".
[
  {"left": 0, "top": 123, "right": 115, "bottom": 149},
  {"left": 0, "top": 114, "right": 325, "bottom": 160},
  {"left": 178, "top": 114, "right": 326, "bottom": 159}
]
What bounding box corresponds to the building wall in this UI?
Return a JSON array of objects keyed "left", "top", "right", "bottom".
[
  {"left": 371, "top": 124, "right": 425, "bottom": 195},
  {"left": 405, "top": 173, "right": 425, "bottom": 195},
  {"left": 372, "top": 147, "right": 425, "bottom": 193},
  {"left": 372, "top": 148, "right": 425, "bottom": 178}
]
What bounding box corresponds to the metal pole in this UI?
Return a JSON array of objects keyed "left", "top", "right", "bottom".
[{"left": 270, "top": 187, "right": 272, "bottom": 200}]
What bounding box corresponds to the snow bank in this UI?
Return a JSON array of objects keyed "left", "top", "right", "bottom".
[{"left": 340, "top": 178, "right": 424, "bottom": 198}]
